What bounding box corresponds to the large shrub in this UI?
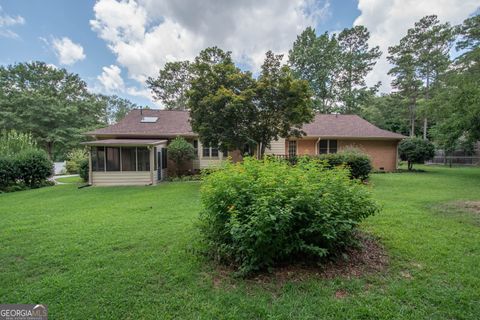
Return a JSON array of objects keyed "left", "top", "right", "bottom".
[
  {"left": 66, "top": 149, "right": 88, "bottom": 174},
  {"left": 199, "top": 157, "right": 379, "bottom": 276},
  {"left": 399, "top": 137, "right": 435, "bottom": 170},
  {"left": 167, "top": 136, "right": 195, "bottom": 176},
  {"left": 79, "top": 159, "right": 89, "bottom": 182},
  {"left": 16, "top": 149, "right": 53, "bottom": 188},
  {"left": 317, "top": 148, "right": 372, "bottom": 180},
  {"left": 0, "top": 156, "right": 18, "bottom": 190}
]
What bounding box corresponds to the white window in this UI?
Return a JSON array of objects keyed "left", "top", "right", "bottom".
[
  {"left": 318, "top": 140, "right": 337, "bottom": 154},
  {"left": 202, "top": 144, "right": 219, "bottom": 158}
]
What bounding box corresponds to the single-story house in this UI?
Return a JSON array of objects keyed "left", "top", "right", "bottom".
[{"left": 83, "top": 109, "right": 405, "bottom": 186}]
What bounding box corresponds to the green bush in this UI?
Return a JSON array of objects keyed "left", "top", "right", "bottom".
[
  {"left": 398, "top": 137, "right": 435, "bottom": 170},
  {"left": 16, "top": 149, "right": 53, "bottom": 188},
  {"left": 0, "top": 156, "right": 18, "bottom": 190},
  {"left": 66, "top": 149, "right": 88, "bottom": 174},
  {"left": 167, "top": 136, "right": 196, "bottom": 176},
  {"left": 317, "top": 148, "right": 372, "bottom": 181},
  {"left": 79, "top": 159, "right": 89, "bottom": 182},
  {"left": 199, "top": 157, "right": 379, "bottom": 276}
]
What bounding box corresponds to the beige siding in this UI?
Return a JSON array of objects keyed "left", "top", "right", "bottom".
[
  {"left": 265, "top": 138, "right": 286, "bottom": 155},
  {"left": 195, "top": 140, "right": 225, "bottom": 169},
  {"left": 92, "top": 171, "right": 152, "bottom": 186}
]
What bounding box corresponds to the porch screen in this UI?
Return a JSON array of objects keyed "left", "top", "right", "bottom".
[
  {"left": 106, "top": 147, "right": 120, "bottom": 171},
  {"left": 121, "top": 147, "right": 136, "bottom": 171},
  {"left": 137, "top": 147, "right": 150, "bottom": 171}
]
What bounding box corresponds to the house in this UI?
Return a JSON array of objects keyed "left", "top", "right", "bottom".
[{"left": 83, "top": 109, "right": 405, "bottom": 186}]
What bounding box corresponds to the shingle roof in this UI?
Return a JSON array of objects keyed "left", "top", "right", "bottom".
[
  {"left": 86, "top": 109, "right": 405, "bottom": 140},
  {"left": 85, "top": 109, "right": 194, "bottom": 136},
  {"left": 81, "top": 139, "right": 167, "bottom": 146},
  {"left": 301, "top": 114, "right": 406, "bottom": 139}
]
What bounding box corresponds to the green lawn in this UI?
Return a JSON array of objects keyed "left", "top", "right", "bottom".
[
  {"left": 1, "top": 166, "right": 479, "bottom": 319},
  {"left": 54, "top": 175, "right": 82, "bottom": 184}
]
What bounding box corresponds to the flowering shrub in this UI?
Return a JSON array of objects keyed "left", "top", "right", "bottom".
[{"left": 199, "top": 157, "right": 379, "bottom": 276}]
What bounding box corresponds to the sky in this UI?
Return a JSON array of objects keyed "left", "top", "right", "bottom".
[{"left": 0, "top": 0, "right": 478, "bottom": 108}]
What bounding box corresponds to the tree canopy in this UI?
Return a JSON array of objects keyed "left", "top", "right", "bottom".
[{"left": 187, "top": 47, "right": 313, "bottom": 156}]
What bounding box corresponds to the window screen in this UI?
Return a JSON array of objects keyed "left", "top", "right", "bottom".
[
  {"left": 202, "top": 145, "right": 210, "bottom": 157},
  {"left": 92, "top": 147, "right": 105, "bottom": 172},
  {"left": 288, "top": 140, "right": 297, "bottom": 157},
  {"left": 192, "top": 140, "right": 198, "bottom": 158},
  {"left": 161, "top": 148, "right": 168, "bottom": 169},
  {"left": 329, "top": 140, "right": 338, "bottom": 154},
  {"left": 319, "top": 140, "right": 328, "bottom": 154},
  {"left": 137, "top": 147, "right": 150, "bottom": 171},
  {"left": 121, "top": 147, "right": 136, "bottom": 171},
  {"left": 211, "top": 147, "right": 219, "bottom": 157},
  {"left": 106, "top": 147, "right": 120, "bottom": 171}
]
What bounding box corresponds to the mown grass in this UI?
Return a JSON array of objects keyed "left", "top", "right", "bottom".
[
  {"left": 54, "top": 175, "right": 82, "bottom": 184},
  {"left": 0, "top": 165, "right": 479, "bottom": 319}
]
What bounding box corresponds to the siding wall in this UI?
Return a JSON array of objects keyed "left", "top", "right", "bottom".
[
  {"left": 265, "top": 138, "right": 286, "bottom": 155},
  {"left": 92, "top": 171, "right": 153, "bottom": 186},
  {"left": 194, "top": 140, "right": 224, "bottom": 169}
]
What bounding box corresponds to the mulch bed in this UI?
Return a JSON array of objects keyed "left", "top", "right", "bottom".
[{"left": 209, "top": 232, "right": 389, "bottom": 287}]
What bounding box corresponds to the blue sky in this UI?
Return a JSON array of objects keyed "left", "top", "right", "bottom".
[{"left": 0, "top": 0, "right": 477, "bottom": 108}]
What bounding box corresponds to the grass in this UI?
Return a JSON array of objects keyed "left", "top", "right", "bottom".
[
  {"left": 54, "top": 175, "right": 82, "bottom": 184},
  {"left": 1, "top": 165, "right": 479, "bottom": 319}
]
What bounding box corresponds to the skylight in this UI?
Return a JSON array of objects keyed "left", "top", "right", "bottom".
[{"left": 140, "top": 116, "right": 158, "bottom": 123}]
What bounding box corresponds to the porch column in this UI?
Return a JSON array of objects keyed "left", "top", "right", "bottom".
[
  {"left": 149, "top": 146, "right": 154, "bottom": 185},
  {"left": 88, "top": 147, "right": 93, "bottom": 185}
]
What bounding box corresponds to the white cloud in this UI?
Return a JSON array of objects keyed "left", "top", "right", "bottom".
[
  {"left": 0, "top": 6, "right": 25, "bottom": 39},
  {"left": 51, "top": 37, "right": 86, "bottom": 65},
  {"left": 354, "top": 0, "right": 479, "bottom": 92},
  {"left": 98, "top": 65, "right": 124, "bottom": 92},
  {"left": 90, "top": 0, "right": 331, "bottom": 86},
  {"left": 96, "top": 64, "right": 155, "bottom": 103}
]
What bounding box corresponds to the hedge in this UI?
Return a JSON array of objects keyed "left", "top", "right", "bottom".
[
  {"left": 317, "top": 148, "right": 373, "bottom": 181},
  {"left": 0, "top": 149, "right": 53, "bottom": 191},
  {"left": 199, "top": 157, "right": 379, "bottom": 276}
]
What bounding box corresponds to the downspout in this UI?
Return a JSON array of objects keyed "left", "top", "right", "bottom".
[{"left": 315, "top": 137, "right": 321, "bottom": 155}]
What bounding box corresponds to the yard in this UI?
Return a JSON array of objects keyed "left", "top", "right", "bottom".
[{"left": 1, "top": 166, "right": 479, "bottom": 319}]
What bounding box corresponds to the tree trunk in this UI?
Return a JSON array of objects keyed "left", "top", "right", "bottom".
[
  {"left": 408, "top": 161, "right": 413, "bottom": 171},
  {"left": 423, "top": 75, "right": 430, "bottom": 140}
]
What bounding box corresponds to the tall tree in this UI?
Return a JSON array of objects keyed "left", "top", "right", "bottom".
[
  {"left": 147, "top": 61, "right": 192, "bottom": 110},
  {"left": 188, "top": 47, "right": 256, "bottom": 152},
  {"left": 411, "top": 15, "right": 455, "bottom": 139},
  {"left": 360, "top": 93, "right": 411, "bottom": 136},
  {"left": 430, "top": 14, "right": 480, "bottom": 153},
  {"left": 387, "top": 32, "right": 423, "bottom": 137},
  {"left": 188, "top": 48, "right": 313, "bottom": 157},
  {"left": 97, "top": 94, "right": 139, "bottom": 124},
  {"left": 289, "top": 28, "right": 341, "bottom": 113},
  {"left": 337, "top": 25, "right": 381, "bottom": 114},
  {"left": 253, "top": 51, "right": 314, "bottom": 156},
  {"left": 0, "top": 62, "right": 104, "bottom": 159}
]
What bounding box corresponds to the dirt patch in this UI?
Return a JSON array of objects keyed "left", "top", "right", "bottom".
[
  {"left": 461, "top": 201, "right": 480, "bottom": 214},
  {"left": 209, "top": 232, "right": 388, "bottom": 288},
  {"left": 435, "top": 201, "right": 480, "bottom": 226}
]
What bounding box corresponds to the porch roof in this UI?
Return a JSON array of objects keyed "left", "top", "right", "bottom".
[{"left": 81, "top": 139, "right": 167, "bottom": 147}]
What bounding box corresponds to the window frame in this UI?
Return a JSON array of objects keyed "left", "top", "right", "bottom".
[
  {"left": 288, "top": 140, "right": 297, "bottom": 157},
  {"left": 318, "top": 139, "right": 338, "bottom": 154}
]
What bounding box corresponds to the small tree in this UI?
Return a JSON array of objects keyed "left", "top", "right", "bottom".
[
  {"left": 65, "top": 148, "right": 88, "bottom": 174},
  {"left": 167, "top": 137, "right": 195, "bottom": 176},
  {"left": 398, "top": 137, "right": 435, "bottom": 170}
]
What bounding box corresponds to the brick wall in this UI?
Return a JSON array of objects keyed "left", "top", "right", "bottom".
[{"left": 338, "top": 140, "right": 399, "bottom": 171}]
